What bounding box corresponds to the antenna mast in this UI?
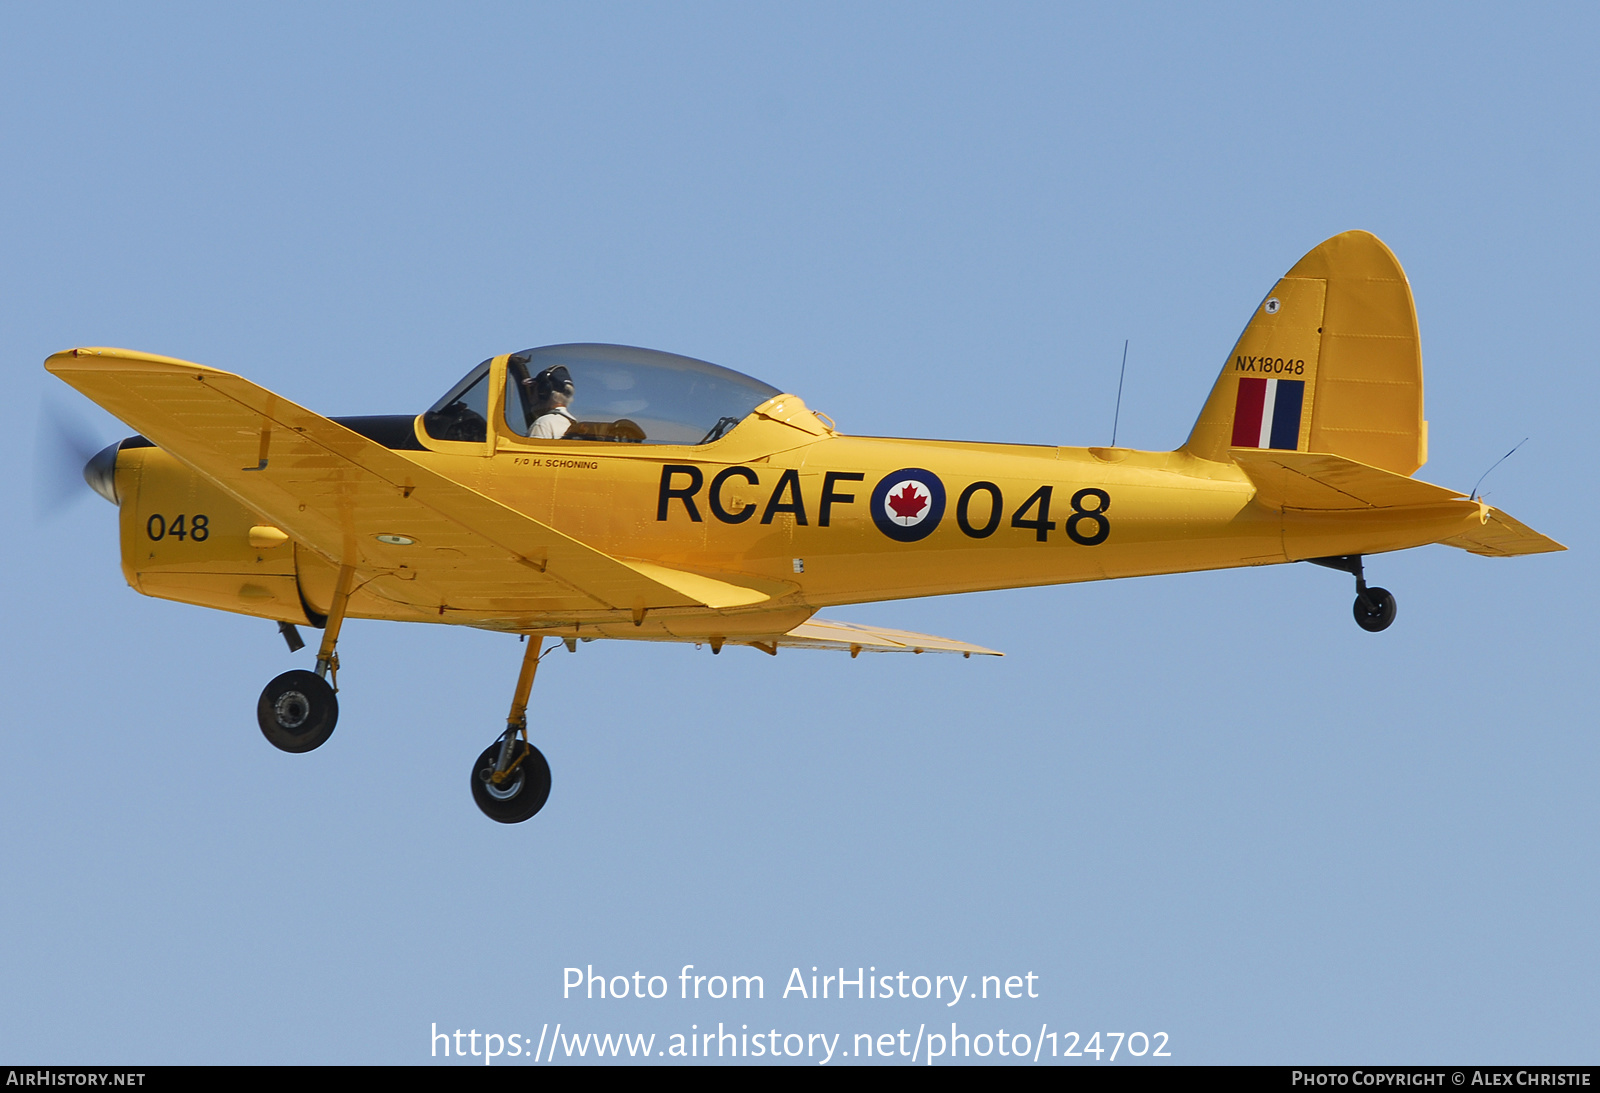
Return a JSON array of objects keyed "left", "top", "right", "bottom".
[
  {"left": 1111, "top": 340, "right": 1129, "bottom": 447},
  {"left": 1471, "top": 438, "right": 1528, "bottom": 501}
]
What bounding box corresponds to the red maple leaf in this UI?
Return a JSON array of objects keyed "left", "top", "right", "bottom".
[{"left": 888, "top": 483, "right": 928, "bottom": 519}]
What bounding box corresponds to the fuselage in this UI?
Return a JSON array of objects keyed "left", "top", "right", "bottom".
[
  {"left": 103, "top": 350, "right": 1484, "bottom": 649},
  {"left": 467, "top": 420, "right": 1480, "bottom": 606},
  {"left": 110, "top": 393, "right": 1484, "bottom": 645}
]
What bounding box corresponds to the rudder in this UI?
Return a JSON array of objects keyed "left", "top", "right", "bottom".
[{"left": 1183, "top": 230, "right": 1427, "bottom": 476}]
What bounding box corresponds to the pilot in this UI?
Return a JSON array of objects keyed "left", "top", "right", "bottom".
[{"left": 524, "top": 365, "right": 576, "bottom": 439}]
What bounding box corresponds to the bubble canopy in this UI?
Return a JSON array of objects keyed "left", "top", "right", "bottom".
[{"left": 422, "top": 343, "right": 782, "bottom": 446}]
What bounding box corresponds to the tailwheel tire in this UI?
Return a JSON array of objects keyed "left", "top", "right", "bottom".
[
  {"left": 1353, "top": 587, "right": 1397, "bottom": 633},
  {"left": 257, "top": 669, "right": 338, "bottom": 752},
  {"left": 471, "top": 739, "right": 552, "bottom": 824}
]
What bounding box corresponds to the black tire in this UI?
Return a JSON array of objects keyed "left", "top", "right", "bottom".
[
  {"left": 471, "top": 739, "right": 552, "bottom": 824},
  {"left": 1353, "top": 587, "right": 1397, "bottom": 632},
  {"left": 257, "top": 669, "right": 339, "bottom": 752}
]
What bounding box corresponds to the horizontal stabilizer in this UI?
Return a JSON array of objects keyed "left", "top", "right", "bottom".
[
  {"left": 1235, "top": 450, "right": 1465, "bottom": 511},
  {"left": 779, "top": 618, "right": 1002, "bottom": 657},
  {"left": 1236, "top": 449, "right": 1564, "bottom": 558},
  {"left": 1440, "top": 508, "right": 1565, "bottom": 557}
]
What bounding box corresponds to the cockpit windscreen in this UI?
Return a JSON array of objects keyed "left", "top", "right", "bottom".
[{"left": 502, "top": 344, "right": 781, "bottom": 445}]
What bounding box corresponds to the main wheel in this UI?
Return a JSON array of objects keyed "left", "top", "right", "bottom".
[
  {"left": 471, "top": 739, "right": 552, "bottom": 824},
  {"left": 257, "top": 669, "right": 338, "bottom": 752},
  {"left": 1353, "top": 587, "right": 1397, "bottom": 632}
]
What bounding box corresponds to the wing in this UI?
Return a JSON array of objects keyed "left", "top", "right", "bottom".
[
  {"left": 47, "top": 347, "right": 770, "bottom": 622},
  {"left": 776, "top": 618, "right": 1001, "bottom": 657}
]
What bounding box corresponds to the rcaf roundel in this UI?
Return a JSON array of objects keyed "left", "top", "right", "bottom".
[{"left": 870, "top": 468, "right": 946, "bottom": 542}]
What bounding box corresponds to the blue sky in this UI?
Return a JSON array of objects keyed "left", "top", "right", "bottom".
[{"left": 3, "top": 3, "right": 1594, "bottom": 1064}]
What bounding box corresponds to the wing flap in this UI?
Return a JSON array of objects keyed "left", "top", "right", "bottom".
[
  {"left": 620, "top": 560, "right": 771, "bottom": 609},
  {"left": 780, "top": 618, "right": 1002, "bottom": 656}
]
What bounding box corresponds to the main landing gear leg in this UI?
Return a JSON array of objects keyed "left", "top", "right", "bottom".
[
  {"left": 257, "top": 564, "right": 353, "bottom": 752},
  {"left": 470, "top": 637, "right": 553, "bottom": 824},
  {"left": 1307, "top": 555, "right": 1397, "bottom": 633}
]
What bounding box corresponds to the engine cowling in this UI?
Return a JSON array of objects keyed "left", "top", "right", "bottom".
[{"left": 108, "top": 440, "right": 315, "bottom": 625}]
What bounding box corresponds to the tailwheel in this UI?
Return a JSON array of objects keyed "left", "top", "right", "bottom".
[
  {"left": 472, "top": 735, "right": 552, "bottom": 824},
  {"left": 1306, "top": 555, "right": 1399, "bottom": 634},
  {"left": 258, "top": 669, "right": 338, "bottom": 752},
  {"left": 1353, "top": 586, "right": 1397, "bottom": 632}
]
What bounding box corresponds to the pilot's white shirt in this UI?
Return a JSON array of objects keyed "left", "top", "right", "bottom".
[{"left": 530, "top": 406, "right": 575, "bottom": 439}]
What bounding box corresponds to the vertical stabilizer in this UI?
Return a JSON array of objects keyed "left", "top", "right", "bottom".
[{"left": 1183, "top": 231, "right": 1427, "bottom": 476}]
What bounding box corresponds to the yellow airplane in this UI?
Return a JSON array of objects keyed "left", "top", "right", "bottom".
[{"left": 48, "top": 230, "right": 1561, "bottom": 823}]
